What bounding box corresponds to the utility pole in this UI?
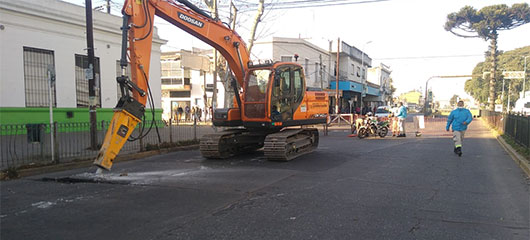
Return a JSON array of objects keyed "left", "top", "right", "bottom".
[
  {"left": 335, "top": 38, "right": 340, "bottom": 114},
  {"left": 523, "top": 56, "right": 528, "bottom": 98},
  {"left": 328, "top": 40, "right": 332, "bottom": 91},
  {"left": 203, "top": 70, "right": 208, "bottom": 110},
  {"left": 230, "top": 0, "right": 237, "bottom": 30},
  {"left": 501, "top": 76, "right": 505, "bottom": 111},
  {"left": 212, "top": 0, "right": 218, "bottom": 109},
  {"left": 47, "top": 65, "right": 56, "bottom": 163},
  {"left": 319, "top": 54, "right": 323, "bottom": 89},
  {"left": 360, "top": 41, "right": 372, "bottom": 115},
  {"left": 85, "top": 0, "right": 98, "bottom": 150},
  {"left": 507, "top": 82, "right": 511, "bottom": 112}
]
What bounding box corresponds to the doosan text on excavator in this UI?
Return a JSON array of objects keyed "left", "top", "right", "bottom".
[{"left": 94, "top": 0, "right": 329, "bottom": 171}]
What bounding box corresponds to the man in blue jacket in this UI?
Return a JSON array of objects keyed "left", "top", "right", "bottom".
[
  {"left": 396, "top": 102, "right": 408, "bottom": 137},
  {"left": 446, "top": 101, "right": 473, "bottom": 156}
]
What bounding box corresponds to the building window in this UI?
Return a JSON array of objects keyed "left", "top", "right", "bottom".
[
  {"left": 356, "top": 66, "right": 361, "bottom": 77},
  {"left": 161, "top": 60, "right": 181, "bottom": 77},
  {"left": 281, "top": 56, "right": 292, "bottom": 62},
  {"left": 23, "top": 47, "right": 56, "bottom": 107},
  {"left": 162, "top": 78, "right": 182, "bottom": 85},
  {"left": 170, "top": 91, "right": 191, "bottom": 98},
  {"left": 351, "top": 64, "right": 355, "bottom": 76},
  {"left": 161, "top": 77, "right": 190, "bottom": 85},
  {"left": 116, "top": 60, "right": 131, "bottom": 100},
  {"left": 75, "top": 54, "right": 101, "bottom": 107}
]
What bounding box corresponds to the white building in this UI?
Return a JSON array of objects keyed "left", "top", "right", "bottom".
[
  {"left": 253, "top": 37, "right": 332, "bottom": 90},
  {"left": 367, "top": 63, "right": 392, "bottom": 105},
  {"left": 0, "top": 0, "right": 165, "bottom": 124},
  {"left": 160, "top": 49, "right": 225, "bottom": 122}
]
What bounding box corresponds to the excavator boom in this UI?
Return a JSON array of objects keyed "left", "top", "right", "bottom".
[{"left": 94, "top": 0, "right": 251, "bottom": 170}]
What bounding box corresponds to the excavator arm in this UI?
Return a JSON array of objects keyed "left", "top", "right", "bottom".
[{"left": 94, "top": 0, "right": 251, "bottom": 170}]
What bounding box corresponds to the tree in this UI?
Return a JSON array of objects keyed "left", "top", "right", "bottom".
[
  {"left": 387, "top": 77, "right": 396, "bottom": 105},
  {"left": 465, "top": 46, "right": 530, "bottom": 109},
  {"left": 202, "top": 0, "right": 268, "bottom": 107},
  {"left": 444, "top": 3, "right": 530, "bottom": 111},
  {"left": 247, "top": 0, "right": 265, "bottom": 54},
  {"left": 450, "top": 94, "right": 460, "bottom": 108}
]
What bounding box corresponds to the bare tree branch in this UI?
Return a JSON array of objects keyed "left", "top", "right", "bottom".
[{"left": 246, "top": 0, "right": 264, "bottom": 54}]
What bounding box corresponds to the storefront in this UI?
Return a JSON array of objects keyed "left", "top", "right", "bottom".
[{"left": 330, "top": 81, "right": 380, "bottom": 114}]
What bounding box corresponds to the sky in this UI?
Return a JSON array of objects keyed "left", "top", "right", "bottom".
[{"left": 67, "top": 0, "right": 530, "bottom": 102}]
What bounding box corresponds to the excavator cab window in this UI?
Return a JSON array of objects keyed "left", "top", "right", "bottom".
[
  {"left": 293, "top": 68, "right": 304, "bottom": 103},
  {"left": 244, "top": 69, "right": 271, "bottom": 119},
  {"left": 271, "top": 66, "right": 295, "bottom": 121},
  {"left": 280, "top": 70, "right": 291, "bottom": 94},
  {"left": 246, "top": 69, "right": 271, "bottom": 102}
]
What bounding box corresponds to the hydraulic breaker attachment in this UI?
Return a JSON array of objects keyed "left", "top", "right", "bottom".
[{"left": 94, "top": 97, "right": 144, "bottom": 170}]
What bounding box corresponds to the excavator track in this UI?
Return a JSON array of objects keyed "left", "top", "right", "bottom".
[
  {"left": 200, "top": 129, "right": 266, "bottom": 159},
  {"left": 263, "top": 128, "right": 319, "bottom": 161}
]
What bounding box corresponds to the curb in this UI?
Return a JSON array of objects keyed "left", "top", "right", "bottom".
[
  {"left": 1, "top": 144, "right": 200, "bottom": 180},
  {"left": 496, "top": 136, "right": 530, "bottom": 178}
]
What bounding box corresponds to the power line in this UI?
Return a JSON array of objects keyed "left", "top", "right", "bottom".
[
  {"left": 232, "top": 0, "right": 390, "bottom": 12},
  {"left": 373, "top": 54, "right": 484, "bottom": 60}
]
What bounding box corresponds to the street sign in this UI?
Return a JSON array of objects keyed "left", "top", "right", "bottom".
[
  {"left": 495, "top": 104, "right": 503, "bottom": 112},
  {"left": 502, "top": 71, "right": 525, "bottom": 79}
]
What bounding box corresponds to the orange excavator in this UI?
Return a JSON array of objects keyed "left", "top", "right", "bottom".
[{"left": 94, "top": 0, "right": 329, "bottom": 171}]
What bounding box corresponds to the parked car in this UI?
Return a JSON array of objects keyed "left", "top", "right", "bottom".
[{"left": 374, "top": 106, "right": 391, "bottom": 118}]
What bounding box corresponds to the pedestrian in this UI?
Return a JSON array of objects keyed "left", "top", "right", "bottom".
[
  {"left": 185, "top": 105, "right": 190, "bottom": 122},
  {"left": 446, "top": 100, "right": 473, "bottom": 157},
  {"left": 177, "top": 105, "right": 183, "bottom": 122},
  {"left": 198, "top": 107, "right": 202, "bottom": 121},
  {"left": 191, "top": 106, "right": 196, "bottom": 121},
  {"left": 391, "top": 105, "right": 399, "bottom": 136},
  {"left": 396, "top": 102, "right": 407, "bottom": 137},
  {"left": 389, "top": 112, "right": 397, "bottom": 137}
]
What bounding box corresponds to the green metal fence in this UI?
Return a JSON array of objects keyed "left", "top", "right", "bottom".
[
  {"left": 481, "top": 110, "right": 530, "bottom": 150},
  {"left": 505, "top": 114, "right": 530, "bottom": 149},
  {"left": 0, "top": 120, "right": 216, "bottom": 170}
]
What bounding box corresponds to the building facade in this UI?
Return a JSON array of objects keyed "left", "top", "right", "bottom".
[
  {"left": 253, "top": 37, "right": 333, "bottom": 90},
  {"left": 399, "top": 90, "right": 423, "bottom": 110},
  {"left": 367, "top": 63, "right": 392, "bottom": 105},
  {"left": 329, "top": 41, "right": 385, "bottom": 113},
  {"left": 0, "top": 0, "right": 165, "bottom": 124},
  {"left": 160, "top": 49, "right": 225, "bottom": 122}
]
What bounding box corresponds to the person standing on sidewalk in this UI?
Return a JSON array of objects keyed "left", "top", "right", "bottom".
[
  {"left": 396, "top": 102, "right": 407, "bottom": 137},
  {"left": 446, "top": 100, "right": 473, "bottom": 157}
]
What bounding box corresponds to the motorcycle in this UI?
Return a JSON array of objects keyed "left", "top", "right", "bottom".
[{"left": 357, "top": 116, "right": 389, "bottom": 139}]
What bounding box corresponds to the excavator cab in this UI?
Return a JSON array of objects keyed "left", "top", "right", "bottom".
[
  {"left": 240, "top": 62, "right": 306, "bottom": 128},
  {"left": 269, "top": 64, "right": 305, "bottom": 123}
]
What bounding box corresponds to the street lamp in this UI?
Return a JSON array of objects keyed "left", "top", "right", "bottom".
[
  {"left": 359, "top": 40, "right": 372, "bottom": 114},
  {"left": 423, "top": 75, "right": 476, "bottom": 115}
]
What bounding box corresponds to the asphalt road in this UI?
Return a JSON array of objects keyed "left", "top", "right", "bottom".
[{"left": 1, "top": 119, "right": 529, "bottom": 240}]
